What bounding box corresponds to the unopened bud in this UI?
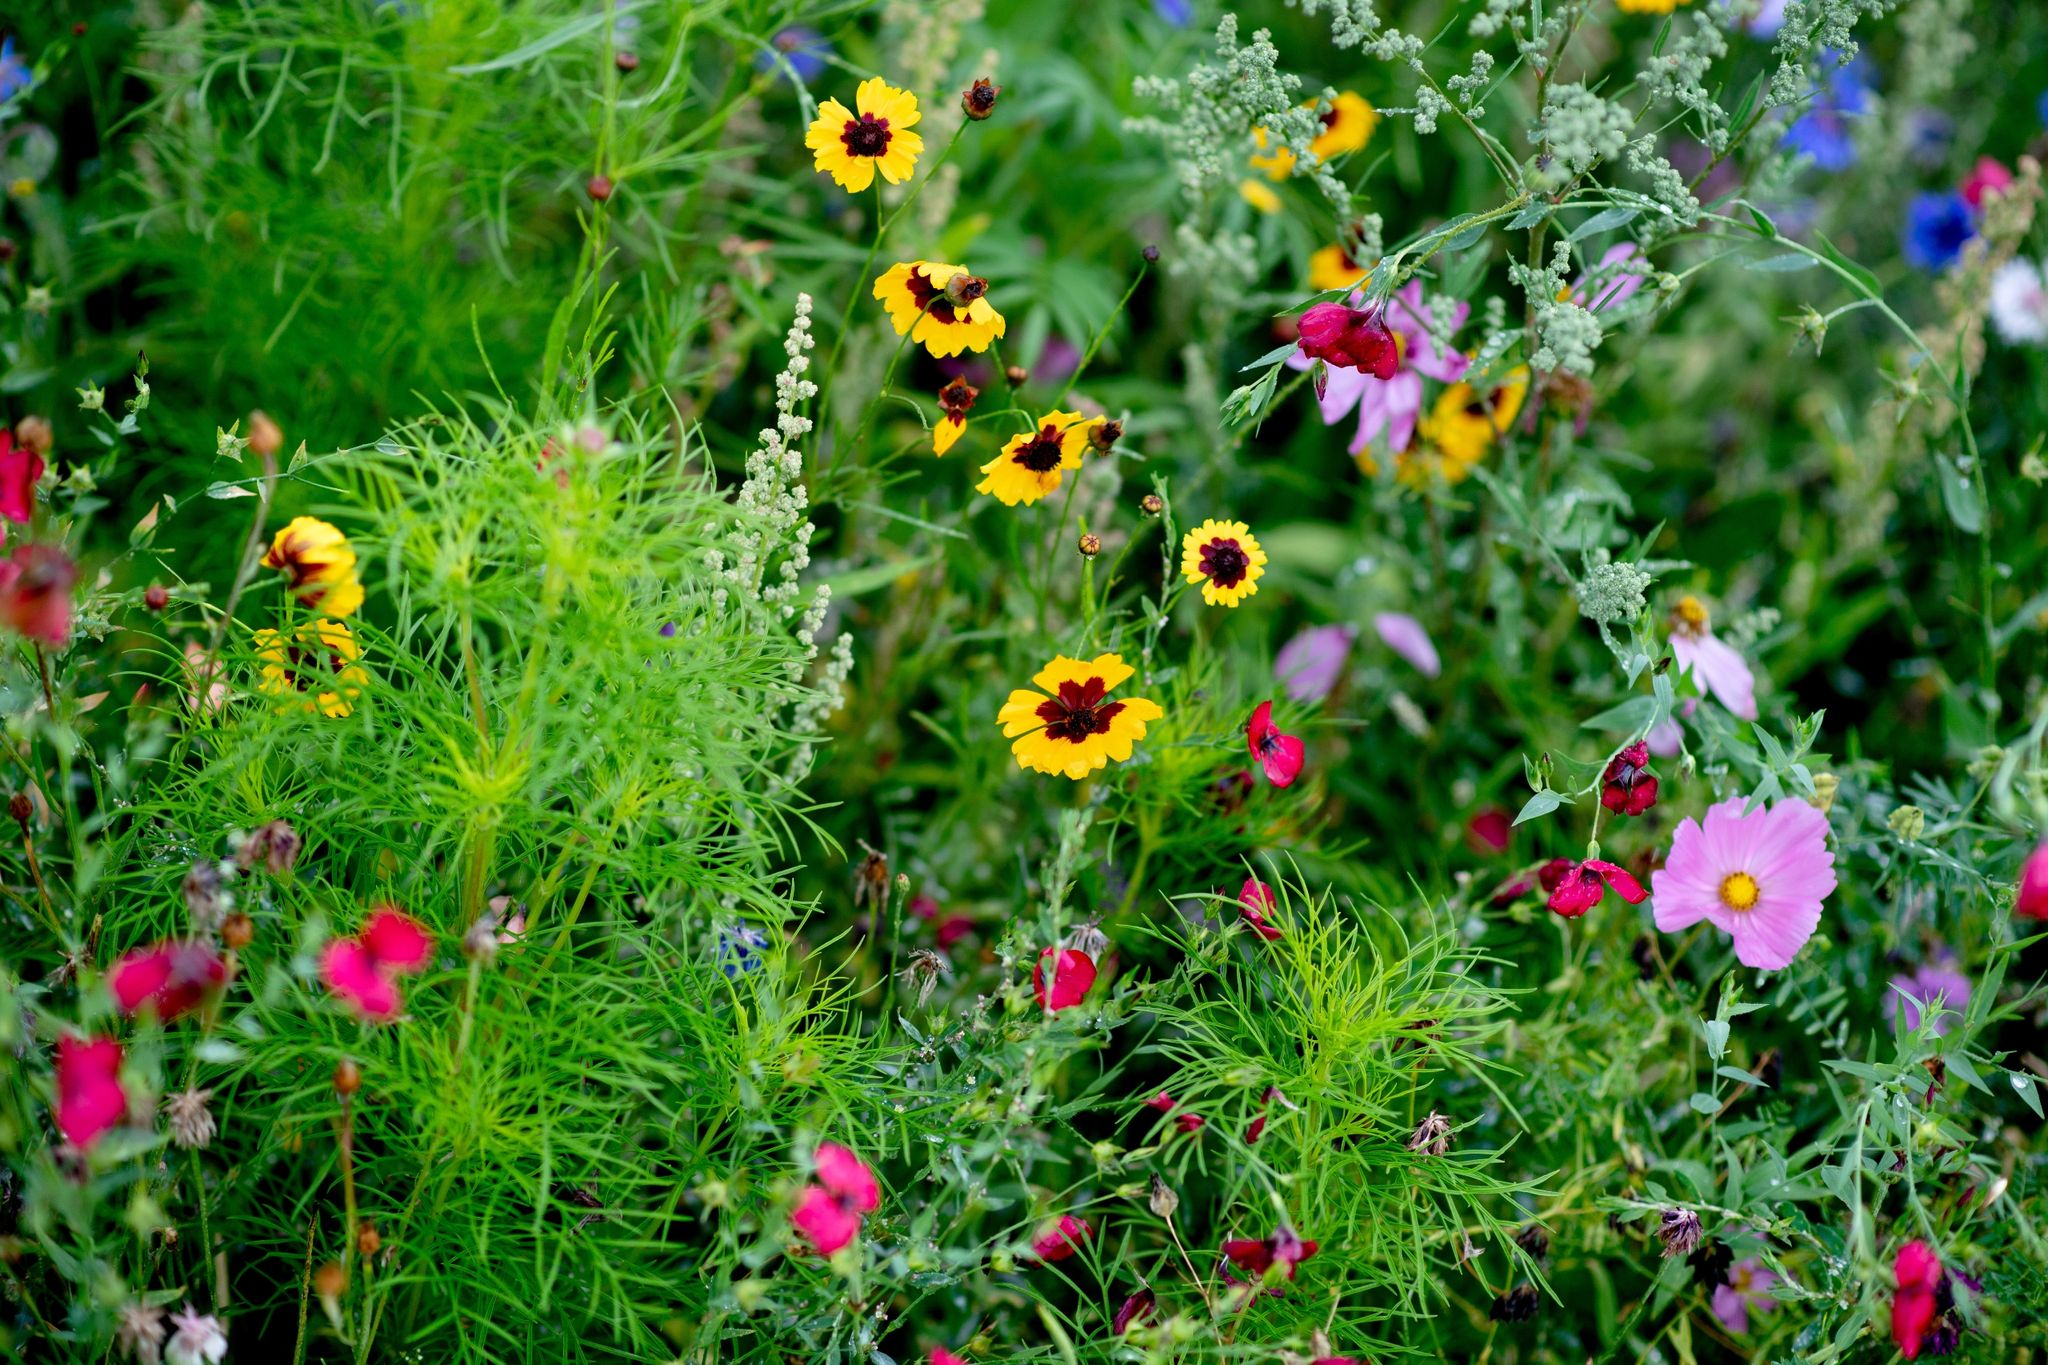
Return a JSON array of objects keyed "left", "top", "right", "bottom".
[
  {"left": 961, "top": 78, "right": 1000, "bottom": 121},
  {"left": 1887, "top": 805, "right": 1926, "bottom": 842},
  {"left": 333, "top": 1058, "right": 361, "bottom": 1096},
  {"left": 145, "top": 583, "right": 170, "bottom": 611},
  {"left": 1139, "top": 493, "right": 1164, "bottom": 517},
  {"left": 1089, "top": 419, "right": 1123, "bottom": 453},
  {"left": 357, "top": 1222, "right": 381, "bottom": 1257},
  {"left": 614, "top": 51, "right": 640, "bottom": 72},
  {"left": 942, "top": 272, "right": 988, "bottom": 307},
  {"left": 221, "top": 913, "right": 254, "bottom": 950},
  {"left": 1078, "top": 533, "right": 1101, "bottom": 558},
  {"left": 13, "top": 415, "right": 52, "bottom": 457},
  {"left": 1141, "top": 244, "right": 1160, "bottom": 264},
  {"left": 247, "top": 410, "right": 283, "bottom": 460},
  {"left": 587, "top": 175, "right": 614, "bottom": 202},
  {"left": 1005, "top": 364, "right": 1028, "bottom": 386},
  {"left": 1809, "top": 772, "right": 1839, "bottom": 814}
]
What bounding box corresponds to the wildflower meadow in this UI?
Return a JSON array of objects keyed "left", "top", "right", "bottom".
[{"left": 5, "top": 1, "right": 2048, "bottom": 1361}]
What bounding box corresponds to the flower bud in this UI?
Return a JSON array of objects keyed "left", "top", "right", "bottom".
[
  {"left": 221, "top": 913, "right": 254, "bottom": 950},
  {"left": 144, "top": 584, "right": 170, "bottom": 611},
  {"left": 13, "top": 415, "right": 52, "bottom": 457},
  {"left": 1088, "top": 419, "right": 1123, "bottom": 453},
  {"left": 1140, "top": 493, "right": 1164, "bottom": 516},
  {"left": 1005, "top": 364, "right": 1028, "bottom": 386},
  {"left": 942, "top": 272, "right": 988, "bottom": 307},
  {"left": 333, "top": 1058, "right": 362, "bottom": 1096},
  {"left": 8, "top": 792, "right": 31, "bottom": 825},
  {"left": 587, "top": 174, "right": 614, "bottom": 202},
  {"left": 1141, "top": 244, "right": 1160, "bottom": 263},
  {"left": 615, "top": 51, "right": 640, "bottom": 71},
  {"left": 357, "top": 1222, "right": 381, "bottom": 1256},
  {"left": 1077, "top": 533, "right": 1101, "bottom": 558},
  {"left": 247, "top": 410, "right": 283, "bottom": 460},
  {"left": 961, "top": 78, "right": 999, "bottom": 121}
]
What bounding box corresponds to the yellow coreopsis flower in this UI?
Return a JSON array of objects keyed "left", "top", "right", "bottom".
[
  {"left": 1179, "top": 519, "right": 1268, "bottom": 607},
  {"left": 1308, "top": 244, "right": 1370, "bottom": 292},
  {"left": 805, "top": 77, "right": 924, "bottom": 192},
  {"left": 262, "top": 516, "right": 365, "bottom": 618},
  {"left": 254, "top": 619, "right": 369, "bottom": 718},
  {"left": 934, "top": 377, "right": 977, "bottom": 457},
  {"left": 975, "top": 410, "right": 1092, "bottom": 506},
  {"left": 998, "top": 653, "right": 1165, "bottom": 779},
  {"left": 1250, "top": 91, "right": 1379, "bottom": 180},
  {"left": 1238, "top": 178, "right": 1282, "bottom": 214},
  {"left": 874, "top": 261, "right": 1007, "bottom": 358},
  {"left": 1616, "top": 0, "right": 1689, "bottom": 12},
  {"left": 1415, "top": 368, "right": 1530, "bottom": 473}
]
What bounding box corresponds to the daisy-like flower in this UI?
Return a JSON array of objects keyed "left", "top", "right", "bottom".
[
  {"left": 1245, "top": 701, "right": 1304, "bottom": 787},
  {"left": 1413, "top": 367, "right": 1528, "bottom": 477},
  {"left": 874, "top": 261, "right": 1006, "bottom": 358},
  {"left": 976, "top": 410, "right": 1092, "bottom": 506},
  {"left": 255, "top": 618, "right": 370, "bottom": 718},
  {"left": 1250, "top": 91, "right": 1378, "bottom": 178},
  {"left": 804, "top": 77, "right": 923, "bottom": 192},
  {"left": 1289, "top": 282, "right": 1470, "bottom": 456},
  {"left": 790, "top": 1141, "right": 881, "bottom": 1254},
  {"left": 1180, "top": 519, "right": 1266, "bottom": 607},
  {"left": 1668, "top": 596, "right": 1758, "bottom": 721},
  {"left": 1308, "top": 244, "right": 1370, "bottom": 292},
  {"left": 933, "top": 376, "right": 978, "bottom": 456},
  {"left": 1650, "top": 798, "right": 1837, "bottom": 970},
  {"left": 1711, "top": 1257, "right": 1780, "bottom": 1334},
  {"left": 262, "top": 516, "right": 365, "bottom": 619},
  {"left": 998, "top": 653, "right": 1164, "bottom": 779}
]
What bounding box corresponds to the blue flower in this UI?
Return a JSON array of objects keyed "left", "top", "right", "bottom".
[
  {"left": 1153, "top": 0, "right": 1194, "bottom": 24},
  {"left": 716, "top": 922, "right": 771, "bottom": 979},
  {"left": 2039, "top": 89, "right": 2048, "bottom": 127},
  {"left": 756, "top": 26, "right": 829, "bottom": 84},
  {"left": 0, "top": 38, "right": 32, "bottom": 104},
  {"left": 1780, "top": 55, "right": 1870, "bottom": 172},
  {"left": 1902, "top": 191, "right": 1976, "bottom": 272}
]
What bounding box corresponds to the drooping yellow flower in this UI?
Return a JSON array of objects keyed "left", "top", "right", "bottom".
[
  {"left": 1249, "top": 91, "right": 1379, "bottom": 180},
  {"left": 805, "top": 77, "right": 924, "bottom": 192},
  {"left": 998, "top": 653, "right": 1165, "bottom": 780},
  {"left": 1238, "top": 178, "right": 1282, "bottom": 214},
  {"left": 1179, "top": 519, "right": 1268, "bottom": 608},
  {"left": 934, "top": 376, "right": 977, "bottom": 457},
  {"left": 975, "top": 410, "right": 1092, "bottom": 506},
  {"left": 1308, "top": 244, "right": 1370, "bottom": 292},
  {"left": 254, "top": 619, "right": 368, "bottom": 718},
  {"left": 874, "top": 261, "right": 1007, "bottom": 358},
  {"left": 1616, "top": 0, "right": 1689, "bottom": 12},
  {"left": 262, "top": 516, "right": 365, "bottom": 618}
]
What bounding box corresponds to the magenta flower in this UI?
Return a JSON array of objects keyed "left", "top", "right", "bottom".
[
  {"left": 1568, "top": 243, "right": 1650, "bottom": 312},
  {"left": 1030, "top": 1212, "right": 1093, "bottom": 1262},
  {"left": 55, "top": 1035, "right": 128, "bottom": 1150},
  {"left": 0, "top": 430, "right": 44, "bottom": 525},
  {"left": 1246, "top": 701, "right": 1305, "bottom": 787},
  {"left": 1032, "top": 946, "right": 1097, "bottom": 1011},
  {"left": 1238, "top": 877, "right": 1282, "bottom": 941},
  {"left": 1711, "top": 1258, "right": 1780, "bottom": 1334},
  {"left": 1275, "top": 623, "right": 1355, "bottom": 702},
  {"left": 1546, "top": 859, "right": 1647, "bottom": 918},
  {"left": 1651, "top": 798, "right": 1836, "bottom": 970},
  {"left": 320, "top": 905, "right": 434, "bottom": 1021},
  {"left": 109, "top": 941, "right": 227, "bottom": 1022},
  {"left": 1961, "top": 156, "right": 2012, "bottom": 209},
  {"left": 1372, "top": 611, "right": 1440, "bottom": 678},
  {"left": 1669, "top": 597, "right": 1758, "bottom": 720},
  {"left": 1294, "top": 303, "right": 1397, "bottom": 377},
  {"left": 1288, "top": 282, "right": 1469, "bottom": 455},
  {"left": 790, "top": 1141, "right": 880, "bottom": 1254},
  {"left": 1890, "top": 956, "right": 1971, "bottom": 1035},
  {"left": 2017, "top": 841, "right": 2048, "bottom": 922}
]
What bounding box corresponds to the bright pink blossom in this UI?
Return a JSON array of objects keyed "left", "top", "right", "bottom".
[
  {"left": 1030, "top": 1213, "right": 1092, "bottom": 1262},
  {"left": 1288, "top": 282, "right": 1470, "bottom": 454},
  {"left": 1143, "top": 1091, "right": 1204, "bottom": 1134},
  {"left": 321, "top": 905, "right": 435, "bottom": 1021},
  {"left": 0, "top": 543, "right": 77, "bottom": 646},
  {"left": 1546, "top": 859, "right": 1646, "bottom": 918},
  {"left": 2016, "top": 842, "right": 2048, "bottom": 922},
  {"left": 1466, "top": 808, "right": 1512, "bottom": 854},
  {"left": 1892, "top": 1240, "right": 1942, "bottom": 1359},
  {"left": 1961, "top": 156, "right": 2012, "bottom": 209},
  {"left": 1711, "top": 1257, "right": 1780, "bottom": 1334},
  {"left": 1372, "top": 612, "right": 1440, "bottom": 678},
  {"left": 790, "top": 1142, "right": 880, "bottom": 1254},
  {"left": 110, "top": 941, "right": 227, "bottom": 1021},
  {"left": 1221, "top": 1226, "right": 1318, "bottom": 1281},
  {"left": 1295, "top": 303, "right": 1397, "bottom": 377},
  {"left": 55, "top": 1035, "right": 127, "bottom": 1150},
  {"left": 1032, "top": 946, "right": 1096, "bottom": 1012},
  {"left": 1113, "top": 1288, "right": 1156, "bottom": 1334},
  {"left": 1238, "top": 877, "right": 1282, "bottom": 941},
  {"left": 1246, "top": 701, "right": 1304, "bottom": 788},
  {"left": 1650, "top": 798, "right": 1836, "bottom": 970},
  {"left": 0, "top": 431, "right": 44, "bottom": 524},
  {"left": 930, "top": 1352, "right": 967, "bottom": 1365}
]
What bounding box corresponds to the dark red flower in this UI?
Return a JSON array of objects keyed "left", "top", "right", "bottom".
[
  {"left": 1488, "top": 871, "right": 1537, "bottom": 907},
  {"left": 1222, "top": 1227, "right": 1319, "bottom": 1281},
  {"left": 1033, "top": 946, "right": 1097, "bottom": 1012},
  {"left": 55, "top": 1035, "right": 127, "bottom": 1150},
  {"left": 0, "top": 543, "right": 77, "bottom": 646},
  {"left": 1892, "top": 1239, "right": 1942, "bottom": 1359},
  {"left": 109, "top": 941, "right": 226, "bottom": 1021},
  {"left": 1238, "top": 877, "right": 1282, "bottom": 941},
  {"left": 1467, "top": 807, "right": 1512, "bottom": 854},
  {"left": 1545, "top": 859, "right": 1647, "bottom": 919},
  {"left": 2016, "top": 842, "right": 2048, "bottom": 922},
  {"left": 1245, "top": 701, "right": 1305, "bottom": 788},
  {"left": 1113, "top": 1288, "right": 1156, "bottom": 1335},
  {"left": 1296, "top": 303, "right": 1398, "bottom": 378},
  {"left": 1031, "top": 1212, "right": 1092, "bottom": 1262},
  {"left": 1599, "top": 742, "right": 1660, "bottom": 817},
  {"left": 0, "top": 431, "right": 45, "bottom": 524}
]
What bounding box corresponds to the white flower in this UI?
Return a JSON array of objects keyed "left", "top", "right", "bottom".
[
  {"left": 1989, "top": 258, "right": 2048, "bottom": 345},
  {"left": 164, "top": 1306, "right": 227, "bottom": 1365}
]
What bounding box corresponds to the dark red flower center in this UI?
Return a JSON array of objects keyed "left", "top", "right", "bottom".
[
  {"left": 1035, "top": 676, "right": 1126, "bottom": 743},
  {"left": 1320, "top": 107, "right": 1341, "bottom": 131},
  {"left": 902, "top": 270, "right": 961, "bottom": 325},
  {"left": 1012, "top": 425, "right": 1068, "bottom": 472},
  {"left": 1199, "top": 538, "right": 1250, "bottom": 587},
  {"left": 841, "top": 114, "right": 891, "bottom": 158}
]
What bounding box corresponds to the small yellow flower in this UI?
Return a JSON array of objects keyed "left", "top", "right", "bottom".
[
  {"left": 874, "top": 261, "right": 1007, "bottom": 358},
  {"left": 1238, "top": 178, "right": 1282, "bottom": 214},
  {"left": 254, "top": 619, "right": 368, "bottom": 718},
  {"left": 1179, "top": 519, "right": 1267, "bottom": 608},
  {"left": 1415, "top": 368, "right": 1529, "bottom": 472},
  {"left": 934, "top": 376, "right": 977, "bottom": 457},
  {"left": 262, "top": 516, "right": 365, "bottom": 618},
  {"left": 976, "top": 410, "right": 1092, "bottom": 506},
  {"left": 1250, "top": 91, "right": 1378, "bottom": 180},
  {"left": 998, "top": 653, "right": 1165, "bottom": 779},
  {"left": 1309, "top": 244, "right": 1370, "bottom": 292},
  {"left": 1616, "top": 0, "right": 1689, "bottom": 10},
  {"left": 804, "top": 77, "right": 924, "bottom": 192}
]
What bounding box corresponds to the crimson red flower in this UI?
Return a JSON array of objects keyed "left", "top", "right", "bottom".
[
  {"left": 1537, "top": 857, "right": 1572, "bottom": 893},
  {"left": 1245, "top": 701, "right": 1305, "bottom": 788},
  {"left": 1113, "top": 1288, "right": 1156, "bottom": 1334},
  {"left": 55, "top": 1035, "right": 127, "bottom": 1150},
  {"left": 109, "top": 941, "right": 226, "bottom": 1021},
  {"left": 1599, "top": 742, "right": 1660, "bottom": 817},
  {"left": 1467, "top": 808, "right": 1512, "bottom": 854},
  {"left": 2016, "top": 842, "right": 2048, "bottom": 921},
  {"left": 1222, "top": 1226, "right": 1319, "bottom": 1281},
  {"left": 321, "top": 904, "right": 434, "bottom": 1021},
  {"left": 1030, "top": 1212, "right": 1092, "bottom": 1262},
  {"left": 1033, "top": 946, "right": 1097, "bottom": 1011},
  {"left": 1143, "top": 1091, "right": 1205, "bottom": 1134},
  {"left": 0, "top": 543, "right": 77, "bottom": 646},
  {"left": 0, "top": 430, "right": 44, "bottom": 524},
  {"left": 1892, "top": 1239, "right": 1942, "bottom": 1359},
  {"left": 790, "top": 1141, "right": 880, "bottom": 1254},
  {"left": 1546, "top": 859, "right": 1647, "bottom": 918},
  {"left": 1296, "top": 303, "right": 1398, "bottom": 378},
  {"left": 1238, "top": 877, "right": 1282, "bottom": 941}
]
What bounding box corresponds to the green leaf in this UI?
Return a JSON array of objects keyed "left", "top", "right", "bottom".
[
  {"left": 1507, "top": 201, "right": 1552, "bottom": 230},
  {"left": 1687, "top": 1091, "right": 1720, "bottom": 1115},
  {"left": 1746, "top": 253, "right": 1818, "bottom": 273},
  {"left": 1581, "top": 695, "right": 1659, "bottom": 734},
  {"left": 205, "top": 481, "right": 257, "bottom": 499},
  {"left": 2012, "top": 1071, "right": 2044, "bottom": 1119},
  {"left": 1513, "top": 790, "right": 1568, "bottom": 825},
  {"left": 1813, "top": 229, "right": 1882, "bottom": 299},
  {"left": 1569, "top": 207, "right": 1639, "bottom": 240},
  {"left": 1935, "top": 454, "right": 1985, "bottom": 533},
  {"left": 1745, "top": 204, "right": 1777, "bottom": 239}
]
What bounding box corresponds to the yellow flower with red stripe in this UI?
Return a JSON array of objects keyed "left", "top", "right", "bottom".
[
  {"left": 1180, "top": 519, "right": 1267, "bottom": 608},
  {"left": 805, "top": 78, "right": 924, "bottom": 192},
  {"left": 976, "top": 410, "right": 1092, "bottom": 506},
  {"left": 1411, "top": 367, "right": 1529, "bottom": 480},
  {"left": 874, "top": 261, "right": 1007, "bottom": 358},
  {"left": 262, "top": 516, "right": 365, "bottom": 619},
  {"left": 254, "top": 618, "right": 368, "bottom": 718},
  {"left": 998, "top": 653, "right": 1165, "bottom": 779},
  {"left": 933, "top": 376, "right": 978, "bottom": 457}
]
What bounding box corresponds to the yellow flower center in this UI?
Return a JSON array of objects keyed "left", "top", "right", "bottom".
[
  {"left": 1719, "top": 872, "right": 1760, "bottom": 911},
  {"left": 1672, "top": 594, "right": 1710, "bottom": 638}
]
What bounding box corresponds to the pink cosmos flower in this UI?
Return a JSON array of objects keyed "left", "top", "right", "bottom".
[
  {"left": 1961, "top": 156, "right": 2012, "bottom": 209},
  {"left": 1294, "top": 303, "right": 1397, "bottom": 377},
  {"left": 1238, "top": 877, "right": 1282, "bottom": 941},
  {"left": 321, "top": 905, "right": 435, "bottom": 1021},
  {"left": 55, "top": 1035, "right": 128, "bottom": 1150},
  {"left": 1711, "top": 1257, "right": 1779, "bottom": 1334},
  {"left": 1245, "top": 701, "right": 1304, "bottom": 788},
  {"left": 1288, "top": 282, "right": 1469, "bottom": 455},
  {"left": 1372, "top": 611, "right": 1440, "bottom": 678},
  {"left": 2016, "top": 842, "right": 2048, "bottom": 922},
  {"left": 0, "top": 430, "right": 44, "bottom": 524},
  {"left": 790, "top": 1141, "right": 880, "bottom": 1254},
  {"left": 1030, "top": 1212, "right": 1092, "bottom": 1262},
  {"left": 1669, "top": 597, "right": 1757, "bottom": 721},
  {"left": 1892, "top": 1240, "right": 1942, "bottom": 1360},
  {"left": 1032, "top": 946, "right": 1096, "bottom": 1012},
  {"left": 1889, "top": 956, "right": 1971, "bottom": 1035},
  {"left": 1546, "top": 859, "right": 1647, "bottom": 918},
  {"left": 110, "top": 941, "right": 227, "bottom": 1021},
  {"left": 0, "top": 543, "right": 77, "bottom": 647},
  {"left": 1651, "top": 798, "right": 1836, "bottom": 970},
  {"left": 1568, "top": 243, "right": 1650, "bottom": 312},
  {"left": 1274, "top": 624, "right": 1355, "bottom": 703}
]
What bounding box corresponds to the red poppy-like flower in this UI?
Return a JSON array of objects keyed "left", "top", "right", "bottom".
[
  {"left": 1222, "top": 1226, "right": 1319, "bottom": 1280},
  {"left": 1144, "top": 1091, "right": 1205, "bottom": 1134},
  {"left": 1245, "top": 701, "right": 1305, "bottom": 788},
  {"left": 1030, "top": 1212, "right": 1093, "bottom": 1262},
  {"left": 1113, "top": 1288, "right": 1157, "bottom": 1334},
  {"left": 1600, "top": 742, "right": 1660, "bottom": 816},
  {"left": 2016, "top": 842, "right": 2048, "bottom": 921},
  {"left": 1467, "top": 808, "right": 1512, "bottom": 854},
  {"left": 790, "top": 1141, "right": 881, "bottom": 1254},
  {"left": 110, "top": 941, "right": 227, "bottom": 1021},
  {"left": 1296, "top": 303, "right": 1398, "bottom": 378},
  {"left": 1033, "top": 946, "right": 1097, "bottom": 1012},
  {"left": 1546, "top": 859, "right": 1647, "bottom": 918},
  {"left": 0, "top": 430, "right": 45, "bottom": 524},
  {"left": 1237, "top": 877, "right": 1283, "bottom": 940},
  {"left": 55, "top": 1035, "right": 127, "bottom": 1150},
  {"left": 0, "top": 543, "right": 77, "bottom": 646},
  {"left": 321, "top": 905, "right": 434, "bottom": 1021},
  {"left": 1891, "top": 1239, "right": 1942, "bottom": 1359}
]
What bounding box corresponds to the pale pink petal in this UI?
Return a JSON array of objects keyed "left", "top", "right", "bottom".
[
  {"left": 1691, "top": 634, "right": 1758, "bottom": 720},
  {"left": 1275, "top": 625, "right": 1355, "bottom": 703},
  {"left": 1372, "top": 612, "right": 1439, "bottom": 677}
]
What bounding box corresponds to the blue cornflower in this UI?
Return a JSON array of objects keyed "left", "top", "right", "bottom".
[
  {"left": 1153, "top": 0, "right": 1194, "bottom": 23},
  {"left": 716, "top": 922, "right": 771, "bottom": 979},
  {"left": 2039, "top": 90, "right": 2048, "bottom": 127},
  {"left": 756, "top": 26, "right": 829, "bottom": 84},
  {"left": 1903, "top": 191, "right": 1976, "bottom": 272},
  {"left": 1780, "top": 55, "right": 1870, "bottom": 172},
  {"left": 0, "top": 38, "right": 32, "bottom": 103}
]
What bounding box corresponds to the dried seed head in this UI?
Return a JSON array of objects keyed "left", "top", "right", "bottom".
[
  {"left": 1148, "top": 1175, "right": 1180, "bottom": 1218},
  {"left": 462, "top": 914, "right": 501, "bottom": 963},
  {"left": 115, "top": 1302, "right": 166, "bottom": 1363},
  {"left": 587, "top": 174, "right": 614, "bottom": 202},
  {"left": 220, "top": 913, "right": 254, "bottom": 951},
  {"left": 247, "top": 410, "right": 283, "bottom": 460},
  {"left": 1490, "top": 1283, "right": 1538, "bottom": 1322},
  {"left": 961, "top": 78, "right": 1000, "bottom": 120},
  {"left": 1406, "top": 1110, "right": 1453, "bottom": 1157},
  {"left": 1514, "top": 1223, "right": 1549, "bottom": 1261},
  {"left": 357, "top": 1223, "right": 381, "bottom": 1257},
  {"left": 7, "top": 792, "right": 31, "bottom": 825},
  {"left": 162, "top": 1088, "right": 216, "bottom": 1151},
  {"left": 182, "top": 861, "right": 229, "bottom": 933},
  {"left": 238, "top": 819, "right": 301, "bottom": 875},
  {"left": 1078, "top": 533, "right": 1101, "bottom": 559},
  {"left": 333, "top": 1058, "right": 362, "bottom": 1096},
  {"left": 1657, "top": 1207, "right": 1703, "bottom": 1258},
  {"left": 13, "top": 414, "right": 52, "bottom": 457},
  {"left": 900, "top": 948, "right": 947, "bottom": 1006},
  {"left": 1140, "top": 493, "right": 1164, "bottom": 517},
  {"left": 853, "top": 844, "right": 889, "bottom": 909}
]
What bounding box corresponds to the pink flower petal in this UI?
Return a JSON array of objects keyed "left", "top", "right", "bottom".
[
  {"left": 813, "top": 1142, "right": 879, "bottom": 1212},
  {"left": 321, "top": 939, "right": 401, "bottom": 1020},
  {"left": 1372, "top": 612, "right": 1440, "bottom": 678},
  {"left": 360, "top": 906, "right": 434, "bottom": 972},
  {"left": 55, "top": 1035, "right": 128, "bottom": 1150},
  {"left": 791, "top": 1184, "right": 862, "bottom": 1254}
]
